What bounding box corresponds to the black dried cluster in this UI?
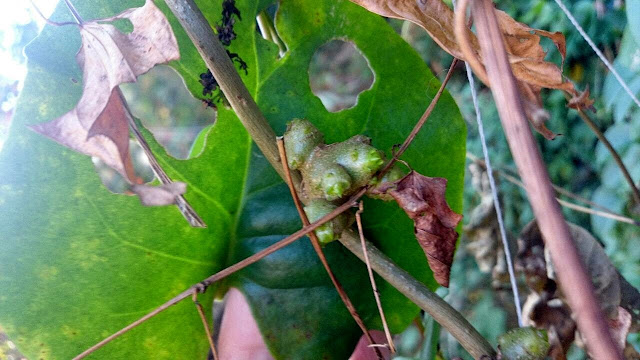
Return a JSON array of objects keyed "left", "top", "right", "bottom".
[{"left": 199, "top": 0, "right": 247, "bottom": 108}]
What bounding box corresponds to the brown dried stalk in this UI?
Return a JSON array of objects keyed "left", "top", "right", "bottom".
[
  {"left": 465, "top": 0, "right": 622, "bottom": 358},
  {"left": 192, "top": 290, "right": 219, "bottom": 360},
  {"left": 355, "top": 202, "right": 396, "bottom": 353},
  {"left": 276, "top": 138, "right": 383, "bottom": 360},
  {"left": 379, "top": 59, "right": 458, "bottom": 177},
  {"left": 566, "top": 94, "right": 640, "bottom": 208}
]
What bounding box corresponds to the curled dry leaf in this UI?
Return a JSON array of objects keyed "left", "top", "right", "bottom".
[
  {"left": 348, "top": 0, "right": 578, "bottom": 139},
  {"left": 373, "top": 170, "right": 462, "bottom": 287},
  {"left": 517, "top": 220, "right": 639, "bottom": 357},
  {"left": 30, "top": 0, "right": 179, "bottom": 183}
]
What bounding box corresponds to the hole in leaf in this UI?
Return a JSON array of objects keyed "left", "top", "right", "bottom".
[
  {"left": 309, "top": 40, "right": 374, "bottom": 112},
  {"left": 93, "top": 140, "right": 154, "bottom": 194},
  {"left": 119, "top": 65, "right": 216, "bottom": 160}
]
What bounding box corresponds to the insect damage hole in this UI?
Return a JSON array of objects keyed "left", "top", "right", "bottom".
[
  {"left": 308, "top": 39, "right": 374, "bottom": 112},
  {"left": 119, "top": 65, "right": 216, "bottom": 160}
]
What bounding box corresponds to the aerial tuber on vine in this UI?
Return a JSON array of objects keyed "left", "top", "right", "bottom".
[{"left": 283, "top": 118, "right": 463, "bottom": 287}]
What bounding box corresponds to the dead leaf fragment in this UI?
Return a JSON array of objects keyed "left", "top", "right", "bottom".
[
  {"left": 374, "top": 171, "right": 462, "bottom": 287},
  {"left": 30, "top": 0, "right": 179, "bottom": 182},
  {"left": 131, "top": 182, "right": 187, "bottom": 206},
  {"left": 348, "top": 0, "right": 580, "bottom": 138}
]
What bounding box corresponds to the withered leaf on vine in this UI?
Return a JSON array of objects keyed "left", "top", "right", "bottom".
[
  {"left": 374, "top": 171, "right": 462, "bottom": 287},
  {"left": 348, "top": 0, "right": 579, "bottom": 139},
  {"left": 30, "top": 0, "right": 182, "bottom": 205}
]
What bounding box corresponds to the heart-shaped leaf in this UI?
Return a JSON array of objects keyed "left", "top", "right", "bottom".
[{"left": 0, "top": 0, "right": 465, "bottom": 359}]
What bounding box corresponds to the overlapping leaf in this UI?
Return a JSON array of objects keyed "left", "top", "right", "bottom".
[{"left": 0, "top": 0, "right": 466, "bottom": 359}]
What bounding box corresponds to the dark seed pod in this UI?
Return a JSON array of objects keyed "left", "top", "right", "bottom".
[
  {"left": 283, "top": 119, "right": 325, "bottom": 170},
  {"left": 498, "top": 327, "right": 550, "bottom": 360},
  {"left": 303, "top": 199, "right": 351, "bottom": 245}
]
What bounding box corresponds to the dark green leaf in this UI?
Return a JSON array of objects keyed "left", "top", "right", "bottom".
[{"left": 0, "top": 0, "right": 465, "bottom": 359}]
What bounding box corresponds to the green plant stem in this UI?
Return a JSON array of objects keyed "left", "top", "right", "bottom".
[{"left": 163, "top": 0, "right": 495, "bottom": 358}]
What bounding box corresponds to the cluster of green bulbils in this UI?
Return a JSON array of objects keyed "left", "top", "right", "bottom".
[{"left": 284, "top": 119, "right": 405, "bottom": 245}]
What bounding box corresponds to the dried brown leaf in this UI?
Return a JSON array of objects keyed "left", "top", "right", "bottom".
[
  {"left": 348, "top": 0, "right": 579, "bottom": 138},
  {"left": 30, "top": 0, "right": 179, "bottom": 182},
  {"left": 374, "top": 171, "right": 462, "bottom": 287},
  {"left": 131, "top": 182, "right": 187, "bottom": 206}
]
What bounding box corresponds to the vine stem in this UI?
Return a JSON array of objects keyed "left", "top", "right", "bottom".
[
  {"left": 566, "top": 92, "right": 640, "bottom": 208},
  {"left": 192, "top": 291, "right": 219, "bottom": 360},
  {"left": 163, "top": 0, "right": 495, "bottom": 358},
  {"left": 72, "top": 200, "right": 360, "bottom": 360},
  {"left": 379, "top": 59, "right": 457, "bottom": 177},
  {"left": 553, "top": 0, "right": 640, "bottom": 111},
  {"left": 276, "top": 138, "right": 383, "bottom": 360},
  {"left": 464, "top": 0, "right": 622, "bottom": 358},
  {"left": 467, "top": 153, "right": 640, "bottom": 226},
  {"left": 355, "top": 202, "right": 396, "bottom": 353}
]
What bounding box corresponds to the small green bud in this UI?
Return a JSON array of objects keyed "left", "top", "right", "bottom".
[
  {"left": 283, "top": 119, "right": 324, "bottom": 170},
  {"left": 321, "top": 165, "right": 352, "bottom": 201},
  {"left": 334, "top": 137, "right": 385, "bottom": 187},
  {"left": 498, "top": 327, "right": 550, "bottom": 360},
  {"left": 304, "top": 199, "right": 351, "bottom": 245}
]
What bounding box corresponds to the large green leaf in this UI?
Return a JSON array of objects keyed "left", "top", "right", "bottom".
[{"left": 0, "top": 0, "right": 466, "bottom": 359}]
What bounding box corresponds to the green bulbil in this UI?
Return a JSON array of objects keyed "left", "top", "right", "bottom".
[
  {"left": 283, "top": 119, "right": 324, "bottom": 170},
  {"left": 334, "top": 136, "right": 385, "bottom": 186},
  {"left": 498, "top": 327, "right": 550, "bottom": 360},
  {"left": 321, "top": 165, "right": 352, "bottom": 201},
  {"left": 304, "top": 199, "right": 351, "bottom": 245}
]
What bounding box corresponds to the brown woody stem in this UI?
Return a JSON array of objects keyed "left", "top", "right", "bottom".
[{"left": 467, "top": 0, "right": 622, "bottom": 358}]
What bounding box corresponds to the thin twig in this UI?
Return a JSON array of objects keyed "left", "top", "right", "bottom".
[
  {"left": 467, "top": 0, "right": 623, "bottom": 358},
  {"left": 29, "top": 0, "right": 77, "bottom": 27},
  {"left": 72, "top": 203, "right": 359, "bottom": 360},
  {"left": 567, "top": 94, "right": 640, "bottom": 208},
  {"left": 355, "top": 202, "right": 396, "bottom": 353},
  {"left": 63, "top": 0, "right": 83, "bottom": 24},
  {"left": 117, "top": 89, "right": 207, "bottom": 227},
  {"left": 379, "top": 59, "right": 458, "bottom": 177},
  {"left": 453, "top": 0, "right": 523, "bottom": 327},
  {"left": 553, "top": 0, "right": 640, "bottom": 111},
  {"left": 495, "top": 166, "right": 640, "bottom": 227},
  {"left": 192, "top": 290, "right": 219, "bottom": 360},
  {"left": 276, "top": 138, "right": 383, "bottom": 360},
  {"left": 338, "top": 231, "right": 496, "bottom": 359}
]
